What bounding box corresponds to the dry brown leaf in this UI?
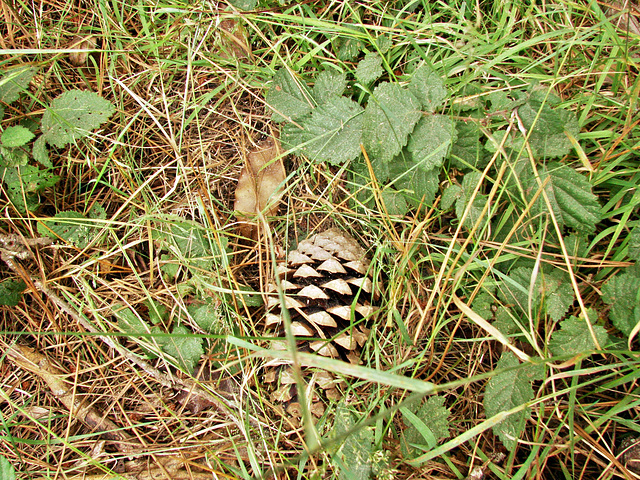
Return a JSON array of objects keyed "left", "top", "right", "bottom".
[
  {"left": 68, "top": 35, "right": 97, "bottom": 66},
  {"left": 234, "top": 137, "right": 286, "bottom": 238},
  {"left": 218, "top": 17, "right": 252, "bottom": 60}
]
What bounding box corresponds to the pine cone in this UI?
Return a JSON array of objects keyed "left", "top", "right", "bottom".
[{"left": 264, "top": 228, "right": 378, "bottom": 415}]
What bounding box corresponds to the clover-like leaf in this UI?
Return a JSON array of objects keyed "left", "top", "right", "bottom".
[
  {"left": 266, "top": 68, "right": 314, "bottom": 123},
  {"left": 363, "top": 82, "right": 421, "bottom": 163}
]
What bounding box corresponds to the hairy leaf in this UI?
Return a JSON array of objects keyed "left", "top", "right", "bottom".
[
  {"left": 401, "top": 396, "right": 450, "bottom": 457},
  {"left": 407, "top": 114, "right": 455, "bottom": 170},
  {"left": 0, "top": 456, "right": 16, "bottom": 480},
  {"left": 234, "top": 137, "right": 286, "bottom": 238},
  {"left": 0, "top": 67, "right": 36, "bottom": 104},
  {"left": 455, "top": 171, "right": 488, "bottom": 231},
  {"left": 362, "top": 82, "right": 421, "bottom": 163},
  {"left": 188, "top": 301, "right": 223, "bottom": 334},
  {"left": 161, "top": 325, "right": 204, "bottom": 373},
  {"left": 602, "top": 272, "right": 640, "bottom": 336},
  {"left": 2, "top": 165, "right": 60, "bottom": 212},
  {"left": 266, "top": 68, "right": 314, "bottom": 123},
  {"left": 32, "top": 136, "right": 51, "bottom": 167},
  {"left": 334, "top": 35, "right": 364, "bottom": 61},
  {"left": 355, "top": 52, "right": 383, "bottom": 84},
  {"left": 333, "top": 403, "right": 374, "bottom": 480},
  {"left": 1, "top": 125, "right": 34, "bottom": 148},
  {"left": 0, "top": 146, "right": 28, "bottom": 168},
  {"left": 450, "top": 119, "right": 484, "bottom": 169},
  {"left": 227, "top": 0, "right": 257, "bottom": 11},
  {"left": 441, "top": 183, "right": 462, "bottom": 210},
  {"left": 312, "top": 69, "right": 347, "bottom": 104},
  {"left": 389, "top": 161, "right": 439, "bottom": 208},
  {"left": 408, "top": 64, "right": 447, "bottom": 112},
  {"left": 0, "top": 278, "right": 26, "bottom": 306},
  {"left": 629, "top": 226, "right": 640, "bottom": 261},
  {"left": 522, "top": 162, "right": 600, "bottom": 233},
  {"left": 281, "top": 96, "right": 363, "bottom": 165},
  {"left": 37, "top": 211, "right": 102, "bottom": 248},
  {"left": 380, "top": 189, "right": 409, "bottom": 216},
  {"left": 484, "top": 352, "right": 544, "bottom": 451},
  {"left": 41, "top": 90, "right": 115, "bottom": 148},
  {"left": 549, "top": 310, "right": 608, "bottom": 356}
]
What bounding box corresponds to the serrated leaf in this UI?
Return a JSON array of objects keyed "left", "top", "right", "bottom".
[
  {"left": 401, "top": 396, "right": 450, "bottom": 458},
  {"left": 227, "top": 0, "right": 256, "bottom": 9},
  {"left": 518, "top": 90, "right": 579, "bottom": 158},
  {"left": 493, "top": 305, "right": 522, "bottom": 335},
  {"left": 116, "top": 307, "right": 149, "bottom": 335},
  {"left": 363, "top": 82, "right": 421, "bottom": 163},
  {"left": 1, "top": 125, "right": 34, "bottom": 148},
  {"left": 0, "top": 456, "right": 16, "bottom": 480},
  {"left": 0, "top": 67, "right": 36, "bottom": 105},
  {"left": 162, "top": 325, "right": 204, "bottom": 373},
  {"left": 543, "top": 268, "right": 574, "bottom": 322},
  {"left": 145, "top": 299, "right": 168, "bottom": 325},
  {"left": 380, "top": 189, "right": 408, "bottom": 216},
  {"left": 334, "top": 36, "right": 364, "bottom": 61},
  {"left": 188, "top": 301, "right": 222, "bottom": 334},
  {"left": 2, "top": 165, "right": 60, "bottom": 212},
  {"left": 332, "top": 403, "right": 374, "bottom": 480},
  {"left": 281, "top": 95, "right": 363, "bottom": 165},
  {"left": 602, "top": 272, "right": 640, "bottom": 336},
  {"left": 450, "top": 119, "right": 484, "bottom": 169},
  {"left": 487, "top": 90, "right": 515, "bottom": 113},
  {"left": 471, "top": 291, "right": 495, "bottom": 320},
  {"left": 455, "top": 171, "right": 488, "bottom": 231},
  {"left": 522, "top": 162, "right": 600, "bottom": 233},
  {"left": 629, "top": 227, "right": 640, "bottom": 261},
  {"left": 32, "top": 135, "right": 51, "bottom": 167},
  {"left": 549, "top": 310, "right": 608, "bottom": 356},
  {"left": 389, "top": 161, "right": 439, "bottom": 208},
  {"left": 407, "top": 114, "right": 455, "bottom": 170},
  {"left": 408, "top": 65, "right": 447, "bottom": 112},
  {"left": 484, "top": 351, "right": 544, "bottom": 451},
  {"left": 355, "top": 52, "right": 383, "bottom": 84},
  {"left": 0, "top": 278, "right": 26, "bottom": 306},
  {"left": 266, "top": 69, "right": 314, "bottom": 123},
  {"left": 312, "top": 69, "right": 347, "bottom": 104},
  {"left": 441, "top": 183, "right": 462, "bottom": 210},
  {"left": 37, "top": 211, "right": 99, "bottom": 248},
  {"left": 41, "top": 90, "right": 115, "bottom": 148},
  {"left": 0, "top": 146, "right": 28, "bottom": 168}
]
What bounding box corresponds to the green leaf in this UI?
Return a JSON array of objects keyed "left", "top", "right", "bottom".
[
  {"left": 227, "top": 0, "right": 256, "bottom": 9},
  {"left": 0, "top": 456, "right": 16, "bottom": 480},
  {"left": 188, "top": 301, "right": 223, "bottom": 334},
  {"left": 1, "top": 125, "right": 35, "bottom": 148},
  {"left": 41, "top": 90, "right": 115, "bottom": 148},
  {"left": 408, "top": 65, "right": 447, "bottom": 112},
  {"left": 162, "top": 325, "right": 204, "bottom": 373},
  {"left": 312, "top": 69, "right": 347, "bottom": 104},
  {"left": 455, "top": 171, "right": 488, "bottom": 231},
  {"left": 549, "top": 310, "right": 608, "bottom": 356},
  {"left": 266, "top": 68, "right": 314, "bottom": 123},
  {"left": 2, "top": 165, "right": 60, "bottom": 212},
  {"left": 517, "top": 90, "right": 579, "bottom": 158},
  {"left": 601, "top": 272, "right": 640, "bottom": 336},
  {"left": 145, "top": 299, "right": 168, "bottom": 325},
  {"left": 521, "top": 162, "right": 600, "bottom": 233},
  {"left": 32, "top": 136, "right": 51, "bottom": 167},
  {"left": 542, "top": 268, "right": 574, "bottom": 322},
  {"left": 401, "top": 396, "right": 450, "bottom": 458},
  {"left": 0, "top": 146, "right": 29, "bottom": 168},
  {"left": 355, "top": 52, "right": 383, "bottom": 84},
  {"left": 334, "top": 36, "right": 364, "bottom": 61},
  {"left": 116, "top": 307, "right": 149, "bottom": 335},
  {"left": 363, "top": 82, "right": 421, "bottom": 163},
  {"left": 450, "top": 119, "right": 484, "bottom": 169},
  {"left": 484, "top": 351, "right": 544, "bottom": 451},
  {"left": 37, "top": 211, "right": 101, "bottom": 248},
  {"left": 0, "top": 278, "right": 26, "bottom": 306},
  {"left": 159, "top": 220, "right": 227, "bottom": 272},
  {"left": 628, "top": 226, "right": 640, "bottom": 261},
  {"left": 332, "top": 403, "right": 374, "bottom": 480},
  {"left": 380, "top": 189, "right": 408, "bottom": 216},
  {"left": 281, "top": 95, "right": 364, "bottom": 165},
  {"left": 0, "top": 67, "right": 36, "bottom": 104},
  {"left": 389, "top": 162, "right": 439, "bottom": 208},
  {"left": 407, "top": 114, "right": 456, "bottom": 170},
  {"left": 441, "top": 183, "right": 462, "bottom": 210}
]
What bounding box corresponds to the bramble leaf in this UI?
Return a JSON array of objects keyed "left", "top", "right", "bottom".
[
  {"left": 334, "top": 36, "right": 364, "bottom": 61},
  {"left": 41, "top": 90, "right": 115, "bottom": 148},
  {"left": 1, "top": 125, "right": 34, "bottom": 148},
  {"left": 355, "top": 52, "right": 383, "bottom": 84},
  {"left": 408, "top": 65, "right": 447, "bottom": 112},
  {"left": 266, "top": 68, "right": 314, "bottom": 123},
  {"left": 484, "top": 351, "right": 544, "bottom": 451},
  {"left": 450, "top": 119, "right": 484, "bottom": 169},
  {"left": 281, "top": 95, "right": 364, "bottom": 164},
  {"left": 522, "top": 162, "right": 600, "bottom": 233},
  {"left": 362, "top": 82, "right": 421, "bottom": 163},
  {"left": 380, "top": 189, "right": 409, "bottom": 216},
  {"left": 0, "top": 67, "right": 36, "bottom": 104},
  {"left": 401, "top": 395, "right": 450, "bottom": 457},
  {"left": 188, "top": 301, "right": 223, "bottom": 334},
  {"left": 116, "top": 307, "right": 149, "bottom": 335},
  {"left": 0, "top": 278, "right": 26, "bottom": 306},
  {"left": 227, "top": 0, "right": 256, "bottom": 9},
  {"left": 332, "top": 403, "right": 374, "bottom": 480},
  {"left": 161, "top": 325, "right": 204, "bottom": 373},
  {"left": 549, "top": 310, "right": 608, "bottom": 356},
  {"left": 406, "top": 114, "right": 456, "bottom": 170},
  {"left": 601, "top": 272, "right": 640, "bottom": 336},
  {"left": 312, "top": 69, "right": 347, "bottom": 104},
  {"left": 389, "top": 161, "right": 439, "bottom": 208}
]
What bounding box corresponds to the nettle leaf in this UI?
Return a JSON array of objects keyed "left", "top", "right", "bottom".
[
  {"left": 281, "top": 95, "right": 364, "bottom": 165},
  {"left": 450, "top": 119, "right": 484, "bottom": 169},
  {"left": 355, "top": 52, "right": 384, "bottom": 84},
  {"left": 2, "top": 165, "right": 60, "bottom": 212},
  {"left": 162, "top": 325, "right": 204, "bottom": 373},
  {"left": 0, "top": 278, "right": 26, "bottom": 306},
  {"left": 32, "top": 136, "right": 51, "bottom": 167},
  {"left": 145, "top": 299, "right": 168, "bottom": 325},
  {"left": 408, "top": 64, "right": 447, "bottom": 112},
  {"left": 484, "top": 351, "right": 544, "bottom": 451},
  {"left": 455, "top": 171, "right": 489, "bottom": 231},
  {"left": 601, "top": 272, "right": 640, "bottom": 336},
  {"left": 41, "top": 90, "right": 115, "bottom": 148},
  {"left": 441, "top": 183, "right": 462, "bottom": 210},
  {"left": 37, "top": 210, "right": 103, "bottom": 248},
  {"left": 266, "top": 68, "right": 314, "bottom": 123},
  {"left": 628, "top": 226, "right": 640, "bottom": 261},
  {"left": 332, "top": 403, "right": 374, "bottom": 480},
  {"left": 401, "top": 395, "right": 450, "bottom": 457},
  {"left": 0, "top": 146, "right": 29, "bottom": 168},
  {"left": 363, "top": 82, "right": 421, "bottom": 163},
  {"left": 407, "top": 114, "right": 456, "bottom": 170},
  {"left": 1, "top": 125, "right": 35, "bottom": 148},
  {"left": 334, "top": 36, "right": 365, "bottom": 61},
  {"left": 116, "top": 306, "right": 150, "bottom": 335},
  {"left": 542, "top": 268, "right": 574, "bottom": 322},
  {"left": 389, "top": 161, "right": 439, "bottom": 208},
  {"left": 0, "top": 67, "right": 36, "bottom": 104},
  {"left": 517, "top": 90, "right": 579, "bottom": 158},
  {"left": 549, "top": 310, "right": 608, "bottom": 356},
  {"left": 312, "top": 69, "right": 347, "bottom": 104},
  {"left": 380, "top": 189, "right": 409, "bottom": 216},
  {"left": 188, "top": 301, "right": 223, "bottom": 334},
  {"left": 162, "top": 220, "right": 227, "bottom": 272},
  {"left": 522, "top": 162, "right": 600, "bottom": 233}
]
